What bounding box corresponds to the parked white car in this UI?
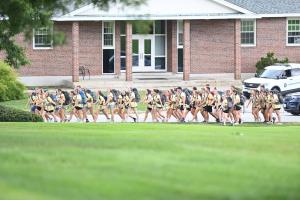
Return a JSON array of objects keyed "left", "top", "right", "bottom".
[{"left": 243, "top": 63, "right": 300, "bottom": 98}]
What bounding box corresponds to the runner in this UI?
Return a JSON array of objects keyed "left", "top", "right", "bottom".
[
  {"left": 55, "top": 89, "right": 66, "bottom": 122},
  {"left": 27, "top": 85, "right": 284, "bottom": 124},
  {"left": 95, "top": 90, "right": 110, "bottom": 121},
  {"left": 247, "top": 89, "right": 261, "bottom": 122}
]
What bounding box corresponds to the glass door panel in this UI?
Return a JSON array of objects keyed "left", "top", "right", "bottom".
[
  {"left": 132, "top": 39, "right": 139, "bottom": 67},
  {"left": 144, "top": 39, "right": 151, "bottom": 67},
  {"left": 131, "top": 35, "right": 155, "bottom": 71}
]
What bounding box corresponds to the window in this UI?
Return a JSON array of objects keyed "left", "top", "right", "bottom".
[
  {"left": 33, "top": 27, "right": 52, "bottom": 49},
  {"left": 120, "top": 35, "right": 126, "bottom": 70},
  {"left": 155, "top": 20, "right": 165, "bottom": 34},
  {"left": 178, "top": 48, "right": 183, "bottom": 73},
  {"left": 103, "top": 21, "right": 115, "bottom": 73},
  {"left": 241, "top": 20, "right": 256, "bottom": 46},
  {"left": 103, "top": 49, "right": 115, "bottom": 73},
  {"left": 119, "top": 21, "right": 167, "bottom": 71},
  {"left": 284, "top": 70, "right": 292, "bottom": 78},
  {"left": 120, "top": 21, "right": 126, "bottom": 71},
  {"left": 155, "top": 36, "right": 165, "bottom": 56},
  {"left": 133, "top": 21, "right": 153, "bottom": 34},
  {"left": 177, "top": 20, "right": 183, "bottom": 48},
  {"left": 177, "top": 20, "right": 183, "bottom": 72},
  {"left": 291, "top": 68, "right": 300, "bottom": 76},
  {"left": 154, "top": 21, "right": 166, "bottom": 70},
  {"left": 287, "top": 19, "right": 300, "bottom": 45},
  {"left": 103, "top": 21, "right": 114, "bottom": 48}
]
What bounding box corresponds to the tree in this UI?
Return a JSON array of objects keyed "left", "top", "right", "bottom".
[
  {"left": 256, "top": 52, "right": 288, "bottom": 73},
  {"left": 0, "top": 0, "right": 144, "bottom": 68},
  {"left": 0, "top": 60, "right": 25, "bottom": 101}
]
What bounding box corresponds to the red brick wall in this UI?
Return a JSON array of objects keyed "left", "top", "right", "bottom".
[
  {"left": 167, "top": 20, "right": 177, "bottom": 73},
  {"left": 2, "top": 18, "right": 299, "bottom": 77},
  {"left": 11, "top": 21, "right": 102, "bottom": 76},
  {"left": 18, "top": 22, "right": 73, "bottom": 76},
  {"left": 183, "top": 20, "right": 191, "bottom": 80},
  {"left": 190, "top": 19, "right": 235, "bottom": 74},
  {"left": 79, "top": 21, "right": 102, "bottom": 75},
  {"left": 242, "top": 18, "right": 300, "bottom": 73}
]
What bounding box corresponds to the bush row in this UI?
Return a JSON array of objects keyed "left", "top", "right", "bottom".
[{"left": 0, "top": 105, "right": 43, "bottom": 122}]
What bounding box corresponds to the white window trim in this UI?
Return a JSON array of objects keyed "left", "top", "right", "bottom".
[
  {"left": 102, "top": 21, "right": 115, "bottom": 74},
  {"left": 177, "top": 20, "right": 183, "bottom": 73},
  {"left": 177, "top": 20, "right": 183, "bottom": 49},
  {"left": 32, "top": 28, "right": 53, "bottom": 50},
  {"left": 241, "top": 19, "right": 256, "bottom": 47},
  {"left": 286, "top": 18, "right": 300, "bottom": 47},
  {"left": 102, "top": 21, "right": 115, "bottom": 49},
  {"left": 120, "top": 22, "right": 126, "bottom": 72}
]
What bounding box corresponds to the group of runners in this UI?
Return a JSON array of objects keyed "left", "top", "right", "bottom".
[{"left": 28, "top": 84, "right": 283, "bottom": 125}]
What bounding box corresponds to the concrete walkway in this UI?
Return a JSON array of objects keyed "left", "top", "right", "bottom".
[
  {"left": 20, "top": 73, "right": 253, "bottom": 89},
  {"left": 72, "top": 73, "right": 253, "bottom": 90},
  {"left": 66, "top": 106, "right": 300, "bottom": 123}
]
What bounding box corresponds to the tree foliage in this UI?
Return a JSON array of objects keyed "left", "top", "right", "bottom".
[
  {"left": 0, "top": 0, "right": 144, "bottom": 68},
  {"left": 256, "top": 52, "right": 289, "bottom": 73},
  {"left": 0, "top": 60, "right": 26, "bottom": 102}
]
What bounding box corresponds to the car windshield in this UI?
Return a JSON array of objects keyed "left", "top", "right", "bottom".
[{"left": 259, "top": 69, "right": 283, "bottom": 79}]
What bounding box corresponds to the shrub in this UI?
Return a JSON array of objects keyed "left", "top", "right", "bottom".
[
  {"left": 0, "top": 105, "right": 43, "bottom": 122},
  {"left": 256, "top": 52, "right": 288, "bottom": 73},
  {"left": 0, "top": 60, "right": 26, "bottom": 102}
]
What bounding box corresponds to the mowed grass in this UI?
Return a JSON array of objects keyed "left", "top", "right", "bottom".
[
  {"left": 0, "top": 123, "right": 300, "bottom": 200},
  {"left": 0, "top": 98, "right": 28, "bottom": 111}
]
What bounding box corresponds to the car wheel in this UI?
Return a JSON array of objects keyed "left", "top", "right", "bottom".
[{"left": 271, "top": 87, "right": 281, "bottom": 93}]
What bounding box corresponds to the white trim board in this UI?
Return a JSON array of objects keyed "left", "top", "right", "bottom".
[
  {"left": 53, "top": 0, "right": 259, "bottom": 21},
  {"left": 260, "top": 13, "right": 300, "bottom": 18},
  {"left": 53, "top": 14, "right": 260, "bottom": 21}
]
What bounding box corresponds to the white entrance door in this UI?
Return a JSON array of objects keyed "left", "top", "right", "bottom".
[{"left": 132, "top": 35, "right": 155, "bottom": 72}]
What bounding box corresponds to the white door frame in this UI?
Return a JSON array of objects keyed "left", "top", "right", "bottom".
[{"left": 132, "top": 34, "right": 155, "bottom": 72}]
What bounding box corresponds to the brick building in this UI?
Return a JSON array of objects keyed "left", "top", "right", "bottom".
[{"left": 4, "top": 0, "right": 300, "bottom": 83}]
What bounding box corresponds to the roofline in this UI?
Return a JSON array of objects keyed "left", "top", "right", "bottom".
[
  {"left": 60, "top": 0, "right": 256, "bottom": 19},
  {"left": 62, "top": 4, "right": 94, "bottom": 17},
  {"left": 53, "top": 14, "right": 260, "bottom": 21},
  {"left": 211, "top": 0, "right": 255, "bottom": 14},
  {"left": 260, "top": 13, "right": 300, "bottom": 18},
  {"left": 52, "top": 13, "right": 300, "bottom": 21},
  {"left": 54, "top": 0, "right": 300, "bottom": 21}
]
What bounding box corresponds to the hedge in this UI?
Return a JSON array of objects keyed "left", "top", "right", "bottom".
[{"left": 0, "top": 105, "right": 43, "bottom": 122}]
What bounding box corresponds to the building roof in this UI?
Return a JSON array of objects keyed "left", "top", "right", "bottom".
[
  {"left": 53, "top": 0, "right": 300, "bottom": 21},
  {"left": 225, "top": 0, "right": 300, "bottom": 15},
  {"left": 53, "top": 0, "right": 256, "bottom": 21}
]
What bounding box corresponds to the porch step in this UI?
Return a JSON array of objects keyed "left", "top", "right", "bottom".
[{"left": 72, "top": 74, "right": 243, "bottom": 90}]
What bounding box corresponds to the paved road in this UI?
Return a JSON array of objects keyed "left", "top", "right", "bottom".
[{"left": 69, "top": 106, "right": 300, "bottom": 123}]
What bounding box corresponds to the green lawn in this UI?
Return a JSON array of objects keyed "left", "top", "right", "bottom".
[
  {"left": 0, "top": 98, "right": 28, "bottom": 111},
  {"left": 0, "top": 123, "right": 299, "bottom": 200}
]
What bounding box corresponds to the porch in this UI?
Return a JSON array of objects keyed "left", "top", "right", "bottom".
[{"left": 70, "top": 20, "right": 242, "bottom": 82}]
